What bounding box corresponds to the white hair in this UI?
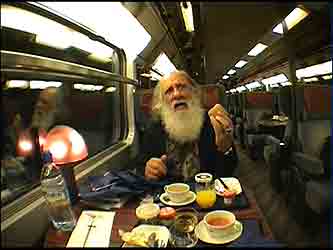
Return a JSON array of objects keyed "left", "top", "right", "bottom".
[{"left": 152, "top": 70, "right": 205, "bottom": 143}]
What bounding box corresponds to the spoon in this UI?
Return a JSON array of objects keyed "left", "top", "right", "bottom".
[
  {"left": 146, "top": 232, "right": 157, "bottom": 247},
  {"left": 219, "top": 178, "right": 230, "bottom": 190}
]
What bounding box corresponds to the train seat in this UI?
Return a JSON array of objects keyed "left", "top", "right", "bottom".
[
  {"left": 200, "top": 85, "right": 224, "bottom": 110},
  {"left": 234, "top": 93, "right": 246, "bottom": 146},
  {"left": 243, "top": 92, "right": 274, "bottom": 159},
  {"left": 286, "top": 84, "right": 331, "bottom": 227},
  {"left": 249, "top": 86, "right": 293, "bottom": 192}
]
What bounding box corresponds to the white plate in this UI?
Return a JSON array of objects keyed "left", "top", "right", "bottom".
[
  {"left": 215, "top": 177, "right": 242, "bottom": 196},
  {"left": 159, "top": 191, "right": 196, "bottom": 206},
  {"left": 122, "top": 224, "right": 169, "bottom": 247},
  {"left": 195, "top": 220, "right": 243, "bottom": 245}
]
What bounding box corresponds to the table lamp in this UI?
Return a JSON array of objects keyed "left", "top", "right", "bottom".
[{"left": 43, "top": 125, "right": 88, "bottom": 205}]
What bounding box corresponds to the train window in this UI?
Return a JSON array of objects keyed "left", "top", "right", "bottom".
[
  {"left": 2, "top": 78, "right": 123, "bottom": 206},
  {"left": 1, "top": 3, "right": 135, "bottom": 208}
]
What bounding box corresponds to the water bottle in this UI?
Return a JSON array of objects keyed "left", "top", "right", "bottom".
[{"left": 40, "top": 151, "right": 76, "bottom": 231}]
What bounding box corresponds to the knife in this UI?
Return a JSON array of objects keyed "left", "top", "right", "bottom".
[{"left": 219, "top": 178, "right": 230, "bottom": 190}]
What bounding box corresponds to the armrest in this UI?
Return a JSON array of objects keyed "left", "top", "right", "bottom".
[
  {"left": 291, "top": 152, "right": 324, "bottom": 176},
  {"left": 305, "top": 180, "right": 330, "bottom": 215}
]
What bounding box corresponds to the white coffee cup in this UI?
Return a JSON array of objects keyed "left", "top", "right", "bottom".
[
  {"left": 164, "top": 183, "right": 190, "bottom": 203},
  {"left": 203, "top": 210, "right": 236, "bottom": 238}
]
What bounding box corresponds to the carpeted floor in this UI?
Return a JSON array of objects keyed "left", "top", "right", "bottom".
[{"left": 234, "top": 144, "right": 329, "bottom": 247}]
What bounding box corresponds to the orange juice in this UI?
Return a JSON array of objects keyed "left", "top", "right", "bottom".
[{"left": 196, "top": 190, "right": 216, "bottom": 208}]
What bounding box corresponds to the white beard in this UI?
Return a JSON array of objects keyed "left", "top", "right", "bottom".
[
  {"left": 161, "top": 95, "right": 204, "bottom": 144},
  {"left": 31, "top": 109, "right": 55, "bottom": 131}
]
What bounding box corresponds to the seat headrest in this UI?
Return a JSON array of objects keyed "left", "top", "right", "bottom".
[
  {"left": 296, "top": 85, "right": 331, "bottom": 120},
  {"left": 245, "top": 92, "right": 273, "bottom": 109},
  {"left": 201, "top": 85, "right": 222, "bottom": 110},
  {"left": 137, "top": 89, "right": 153, "bottom": 116}
]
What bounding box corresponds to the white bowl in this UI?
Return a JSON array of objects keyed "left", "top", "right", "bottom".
[{"left": 136, "top": 203, "right": 160, "bottom": 220}]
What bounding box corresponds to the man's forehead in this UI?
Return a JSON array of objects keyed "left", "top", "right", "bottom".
[{"left": 161, "top": 74, "right": 191, "bottom": 90}]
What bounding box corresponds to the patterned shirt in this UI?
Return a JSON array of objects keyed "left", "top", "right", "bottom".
[{"left": 166, "top": 137, "right": 201, "bottom": 182}]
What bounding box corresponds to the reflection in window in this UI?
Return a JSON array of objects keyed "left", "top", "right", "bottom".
[{"left": 2, "top": 81, "right": 121, "bottom": 206}]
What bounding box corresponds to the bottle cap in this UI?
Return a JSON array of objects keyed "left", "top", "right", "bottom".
[{"left": 195, "top": 173, "right": 213, "bottom": 183}]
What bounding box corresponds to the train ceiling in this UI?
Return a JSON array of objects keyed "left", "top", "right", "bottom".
[{"left": 141, "top": 2, "right": 329, "bottom": 87}]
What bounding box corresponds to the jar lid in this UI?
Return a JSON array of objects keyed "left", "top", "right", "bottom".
[{"left": 195, "top": 173, "right": 213, "bottom": 183}]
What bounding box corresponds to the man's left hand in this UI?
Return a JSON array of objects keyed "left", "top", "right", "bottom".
[{"left": 208, "top": 104, "right": 234, "bottom": 153}]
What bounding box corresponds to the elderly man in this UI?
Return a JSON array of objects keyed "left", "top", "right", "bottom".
[
  {"left": 136, "top": 70, "right": 238, "bottom": 182},
  {"left": 31, "top": 86, "right": 64, "bottom": 131},
  {"left": 4, "top": 87, "right": 66, "bottom": 184}
]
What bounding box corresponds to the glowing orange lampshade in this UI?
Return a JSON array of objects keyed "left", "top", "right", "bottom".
[{"left": 43, "top": 126, "right": 88, "bottom": 165}]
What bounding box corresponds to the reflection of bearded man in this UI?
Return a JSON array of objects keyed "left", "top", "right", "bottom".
[
  {"left": 31, "top": 107, "right": 56, "bottom": 131},
  {"left": 160, "top": 89, "right": 204, "bottom": 144},
  {"left": 30, "top": 87, "right": 59, "bottom": 131}
]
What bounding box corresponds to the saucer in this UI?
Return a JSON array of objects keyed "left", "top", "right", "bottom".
[
  {"left": 122, "top": 224, "right": 169, "bottom": 247},
  {"left": 194, "top": 220, "right": 242, "bottom": 244},
  {"left": 160, "top": 191, "right": 196, "bottom": 206},
  {"left": 215, "top": 177, "right": 242, "bottom": 196}
]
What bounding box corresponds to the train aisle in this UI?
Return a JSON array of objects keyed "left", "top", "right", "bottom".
[{"left": 234, "top": 144, "right": 329, "bottom": 247}]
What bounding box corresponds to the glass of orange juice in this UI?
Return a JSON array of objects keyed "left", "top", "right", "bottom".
[{"left": 194, "top": 173, "right": 216, "bottom": 208}]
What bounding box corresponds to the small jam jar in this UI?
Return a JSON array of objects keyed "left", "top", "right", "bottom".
[
  {"left": 195, "top": 173, "right": 216, "bottom": 209},
  {"left": 223, "top": 190, "right": 236, "bottom": 205}
]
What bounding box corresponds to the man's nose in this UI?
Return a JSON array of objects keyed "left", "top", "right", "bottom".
[{"left": 172, "top": 88, "right": 183, "bottom": 98}]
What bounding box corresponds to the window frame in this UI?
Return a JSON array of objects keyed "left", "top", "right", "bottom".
[{"left": 1, "top": 2, "right": 138, "bottom": 244}]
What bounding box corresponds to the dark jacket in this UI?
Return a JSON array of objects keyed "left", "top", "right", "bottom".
[{"left": 134, "top": 112, "right": 238, "bottom": 179}]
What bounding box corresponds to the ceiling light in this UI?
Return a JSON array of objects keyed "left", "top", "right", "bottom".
[
  {"left": 303, "top": 77, "right": 319, "bottom": 82},
  {"left": 140, "top": 73, "right": 152, "bottom": 78},
  {"left": 227, "top": 69, "right": 236, "bottom": 75},
  {"left": 105, "top": 86, "right": 117, "bottom": 92},
  {"left": 234, "top": 60, "right": 248, "bottom": 68},
  {"left": 74, "top": 83, "right": 104, "bottom": 91},
  {"left": 273, "top": 7, "right": 309, "bottom": 34},
  {"left": 261, "top": 74, "right": 288, "bottom": 86},
  {"left": 281, "top": 81, "right": 292, "bottom": 86},
  {"left": 30, "top": 81, "right": 62, "bottom": 89},
  {"left": 6, "top": 80, "right": 29, "bottom": 89},
  {"left": 236, "top": 86, "right": 246, "bottom": 92},
  {"left": 270, "top": 83, "right": 280, "bottom": 88},
  {"left": 246, "top": 81, "right": 261, "bottom": 89},
  {"left": 296, "top": 61, "right": 332, "bottom": 79},
  {"left": 323, "top": 75, "right": 332, "bottom": 80},
  {"left": 247, "top": 43, "right": 268, "bottom": 57},
  {"left": 180, "top": 2, "right": 194, "bottom": 32},
  {"left": 222, "top": 75, "right": 229, "bottom": 79}
]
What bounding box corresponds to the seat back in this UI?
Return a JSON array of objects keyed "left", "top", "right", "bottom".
[
  {"left": 244, "top": 92, "right": 273, "bottom": 131},
  {"left": 200, "top": 84, "right": 224, "bottom": 110},
  {"left": 278, "top": 86, "right": 293, "bottom": 142},
  {"left": 134, "top": 88, "right": 154, "bottom": 132},
  {"left": 295, "top": 84, "right": 331, "bottom": 158}
]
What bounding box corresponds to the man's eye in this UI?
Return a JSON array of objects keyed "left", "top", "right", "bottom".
[{"left": 165, "top": 89, "right": 173, "bottom": 95}]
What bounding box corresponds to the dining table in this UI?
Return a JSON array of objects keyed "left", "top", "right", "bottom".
[{"left": 44, "top": 183, "right": 277, "bottom": 247}]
